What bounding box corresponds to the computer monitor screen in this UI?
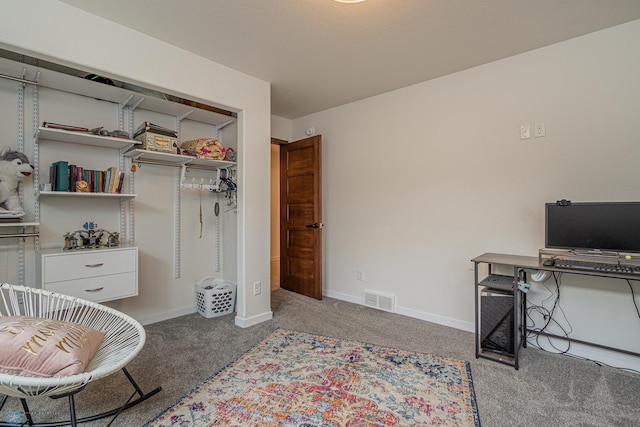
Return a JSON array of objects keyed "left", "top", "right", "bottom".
[{"left": 545, "top": 201, "right": 640, "bottom": 253}]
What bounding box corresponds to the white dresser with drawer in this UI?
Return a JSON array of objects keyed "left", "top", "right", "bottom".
[{"left": 37, "top": 246, "right": 138, "bottom": 303}]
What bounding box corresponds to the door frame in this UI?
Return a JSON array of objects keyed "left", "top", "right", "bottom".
[
  {"left": 270, "top": 138, "right": 287, "bottom": 290},
  {"left": 276, "top": 135, "right": 323, "bottom": 299}
]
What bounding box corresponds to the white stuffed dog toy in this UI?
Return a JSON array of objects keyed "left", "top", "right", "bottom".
[{"left": 0, "top": 148, "right": 33, "bottom": 212}]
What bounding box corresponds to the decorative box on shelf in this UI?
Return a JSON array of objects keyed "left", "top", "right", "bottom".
[
  {"left": 133, "top": 122, "right": 178, "bottom": 154},
  {"left": 134, "top": 131, "right": 178, "bottom": 154}
]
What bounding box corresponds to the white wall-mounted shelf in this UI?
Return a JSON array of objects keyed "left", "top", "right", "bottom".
[
  {"left": 37, "top": 191, "right": 136, "bottom": 200},
  {"left": 37, "top": 127, "right": 141, "bottom": 150},
  {"left": 124, "top": 149, "right": 236, "bottom": 170},
  {"left": 0, "top": 55, "right": 236, "bottom": 128},
  {"left": 188, "top": 157, "right": 236, "bottom": 169}
]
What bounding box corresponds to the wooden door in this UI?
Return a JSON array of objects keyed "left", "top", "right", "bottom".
[{"left": 280, "top": 135, "right": 322, "bottom": 299}]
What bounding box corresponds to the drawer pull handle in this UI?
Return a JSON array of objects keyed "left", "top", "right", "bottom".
[
  {"left": 85, "top": 287, "right": 104, "bottom": 293},
  {"left": 85, "top": 263, "right": 104, "bottom": 268}
]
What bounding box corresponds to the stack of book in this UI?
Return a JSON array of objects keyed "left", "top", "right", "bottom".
[{"left": 49, "top": 161, "right": 124, "bottom": 193}]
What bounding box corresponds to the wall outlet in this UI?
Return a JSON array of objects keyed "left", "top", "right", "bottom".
[
  {"left": 253, "top": 281, "right": 262, "bottom": 296},
  {"left": 520, "top": 124, "right": 531, "bottom": 140},
  {"left": 357, "top": 269, "right": 365, "bottom": 281},
  {"left": 534, "top": 122, "right": 546, "bottom": 138}
]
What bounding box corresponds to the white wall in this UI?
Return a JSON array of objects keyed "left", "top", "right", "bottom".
[
  {"left": 292, "top": 20, "right": 640, "bottom": 369},
  {"left": 271, "top": 115, "right": 293, "bottom": 142},
  {"left": 0, "top": 0, "right": 272, "bottom": 327}
]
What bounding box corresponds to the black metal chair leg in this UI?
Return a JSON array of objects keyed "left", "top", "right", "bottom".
[
  {"left": 0, "top": 368, "right": 161, "bottom": 427},
  {"left": 67, "top": 395, "right": 77, "bottom": 427},
  {"left": 122, "top": 367, "right": 143, "bottom": 395},
  {"left": 20, "top": 398, "right": 34, "bottom": 426}
]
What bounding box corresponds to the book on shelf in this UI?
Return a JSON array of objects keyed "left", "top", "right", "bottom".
[
  {"left": 76, "top": 166, "right": 84, "bottom": 190},
  {"left": 69, "top": 164, "right": 77, "bottom": 192},
  {"left": 116, "top": 171, "right": 125, "bottom": 193},
  {"left": 97, "top": 170, "right": 103, "bottom": 193},
  {"left": 42, "top": 122, "right": 90, "bottom": 132},
  {"left": 48, "top": 162, "right": 126, "bottom": 194},
  {"left": 49, "top": 164, "right": 56, "bottom": 191},
  {"left": 52, "top": 161, "right": 69, "bottom": 191},
  {"left": 84, "top": 169, "right": 91, "bottom": 192},
  {"left": 107, "top": 167, "right": 120, "bottom": 193},
  {"left": 84, "top": 169, "right": 97, "bottom": 193},
  {"left": 104, "top": 168, "right": 111, "bottom": 193},
  {"left": 92, "top": 170, "right": 99, "bottom": 193}
]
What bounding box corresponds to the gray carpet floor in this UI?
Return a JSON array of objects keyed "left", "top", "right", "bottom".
[{"left": 2, "top": 288, "right": 639, "bottom": 426}]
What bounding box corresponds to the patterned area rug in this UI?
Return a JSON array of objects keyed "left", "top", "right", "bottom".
[{"left": 145, "top": 329, "right": 480, "bottom": 426}]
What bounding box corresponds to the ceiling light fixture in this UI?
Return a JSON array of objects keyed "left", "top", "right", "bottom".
[{"left": 333, "top": 0, "right": 366, "bottom": 3}]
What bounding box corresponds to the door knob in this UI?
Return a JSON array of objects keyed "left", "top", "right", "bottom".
[{"left": 305, "top": 223, "right": 324, "bottom": 229}]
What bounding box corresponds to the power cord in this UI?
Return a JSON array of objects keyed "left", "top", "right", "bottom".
[
  {"left": 526, "top": 271, "right": 640, "bottom": 374},
  {"left": 626, "top": 279, "right": 640, "bottom": 319},
  {"left": 526, "top": 272, "right": 573, "bottom": 354}
]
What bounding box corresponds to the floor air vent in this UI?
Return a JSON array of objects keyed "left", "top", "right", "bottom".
[{"left": 363, "top": 290, "right": 395, "bottom": 313}]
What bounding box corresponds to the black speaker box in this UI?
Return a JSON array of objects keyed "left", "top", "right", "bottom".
[{"left": 481, "top": 287, "right": 514, "bottom": 356}]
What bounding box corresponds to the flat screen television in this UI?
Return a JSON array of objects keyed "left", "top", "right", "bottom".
[{"left": 545, "top": 201, "right": 640, "bottom": 254}]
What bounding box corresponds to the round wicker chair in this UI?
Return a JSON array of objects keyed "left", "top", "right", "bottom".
[{"left": 0, "top": 283, "right": 161, "bottom": 426}]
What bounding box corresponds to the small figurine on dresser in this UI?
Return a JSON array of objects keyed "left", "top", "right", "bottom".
[
  {"left": 107, "top": 232, "right": 120, "bottom": 247},
  {"left": 0, "top": 148, "right": 33, "bottom": 217}
]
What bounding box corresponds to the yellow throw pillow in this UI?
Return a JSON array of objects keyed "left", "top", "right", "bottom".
[{"left": 0, "top": 316, "right": 105, "bottom": 377}]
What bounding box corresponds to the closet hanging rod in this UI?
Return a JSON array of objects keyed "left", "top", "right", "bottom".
[
  {"left": 0, "top": 233, "right": 39, "bottom": 239},
  {"left": 132, "top": 158, "right": 226, "bottom": 171},
  {"left": 0, "top": 72, "right": 38, "bottom": 86}
]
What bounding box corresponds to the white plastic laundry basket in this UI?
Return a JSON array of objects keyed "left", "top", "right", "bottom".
[{"left": 195, "top": 277, "right": 236, "bottom": 318}]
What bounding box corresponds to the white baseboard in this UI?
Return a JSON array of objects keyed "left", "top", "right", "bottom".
[
  {"left": 323, "top": 289, "right": 361, "bottom": 304},
  {"left": 138, "top": 305, "right": 197, "bottom": 326},
  {"left": 527, "top": 338, "right": 640, "bottom": 372},
  {"left": 395, "top": 305, "right": 474, "bottom": 332},
  {"left": 139, "top": 290, "right": 471, "bottom": 333},
  {"left": 138, "top": 305, "right": 274, "bottom": 329},
  {"left": 323, "top": 289, "right": 474, "bottom": 333},
  {"left": 235, "top": 310, "right": 273, "bottom": 328}
]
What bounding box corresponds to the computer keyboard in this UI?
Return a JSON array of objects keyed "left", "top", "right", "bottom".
[{"left": 553, "top": 259, "right": 640, "bottom": 275}]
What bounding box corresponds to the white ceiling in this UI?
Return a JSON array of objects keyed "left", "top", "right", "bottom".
[{"left": 60, "top": 0, "right": 640, "bottom": 119}]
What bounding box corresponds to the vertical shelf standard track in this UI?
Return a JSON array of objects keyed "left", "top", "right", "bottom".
[
  {"left": 31, "top": 77, "right": 40, "bottom": 252},
  {"left": 16, "top": 70, "right": 25, "bottom": 285}
]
